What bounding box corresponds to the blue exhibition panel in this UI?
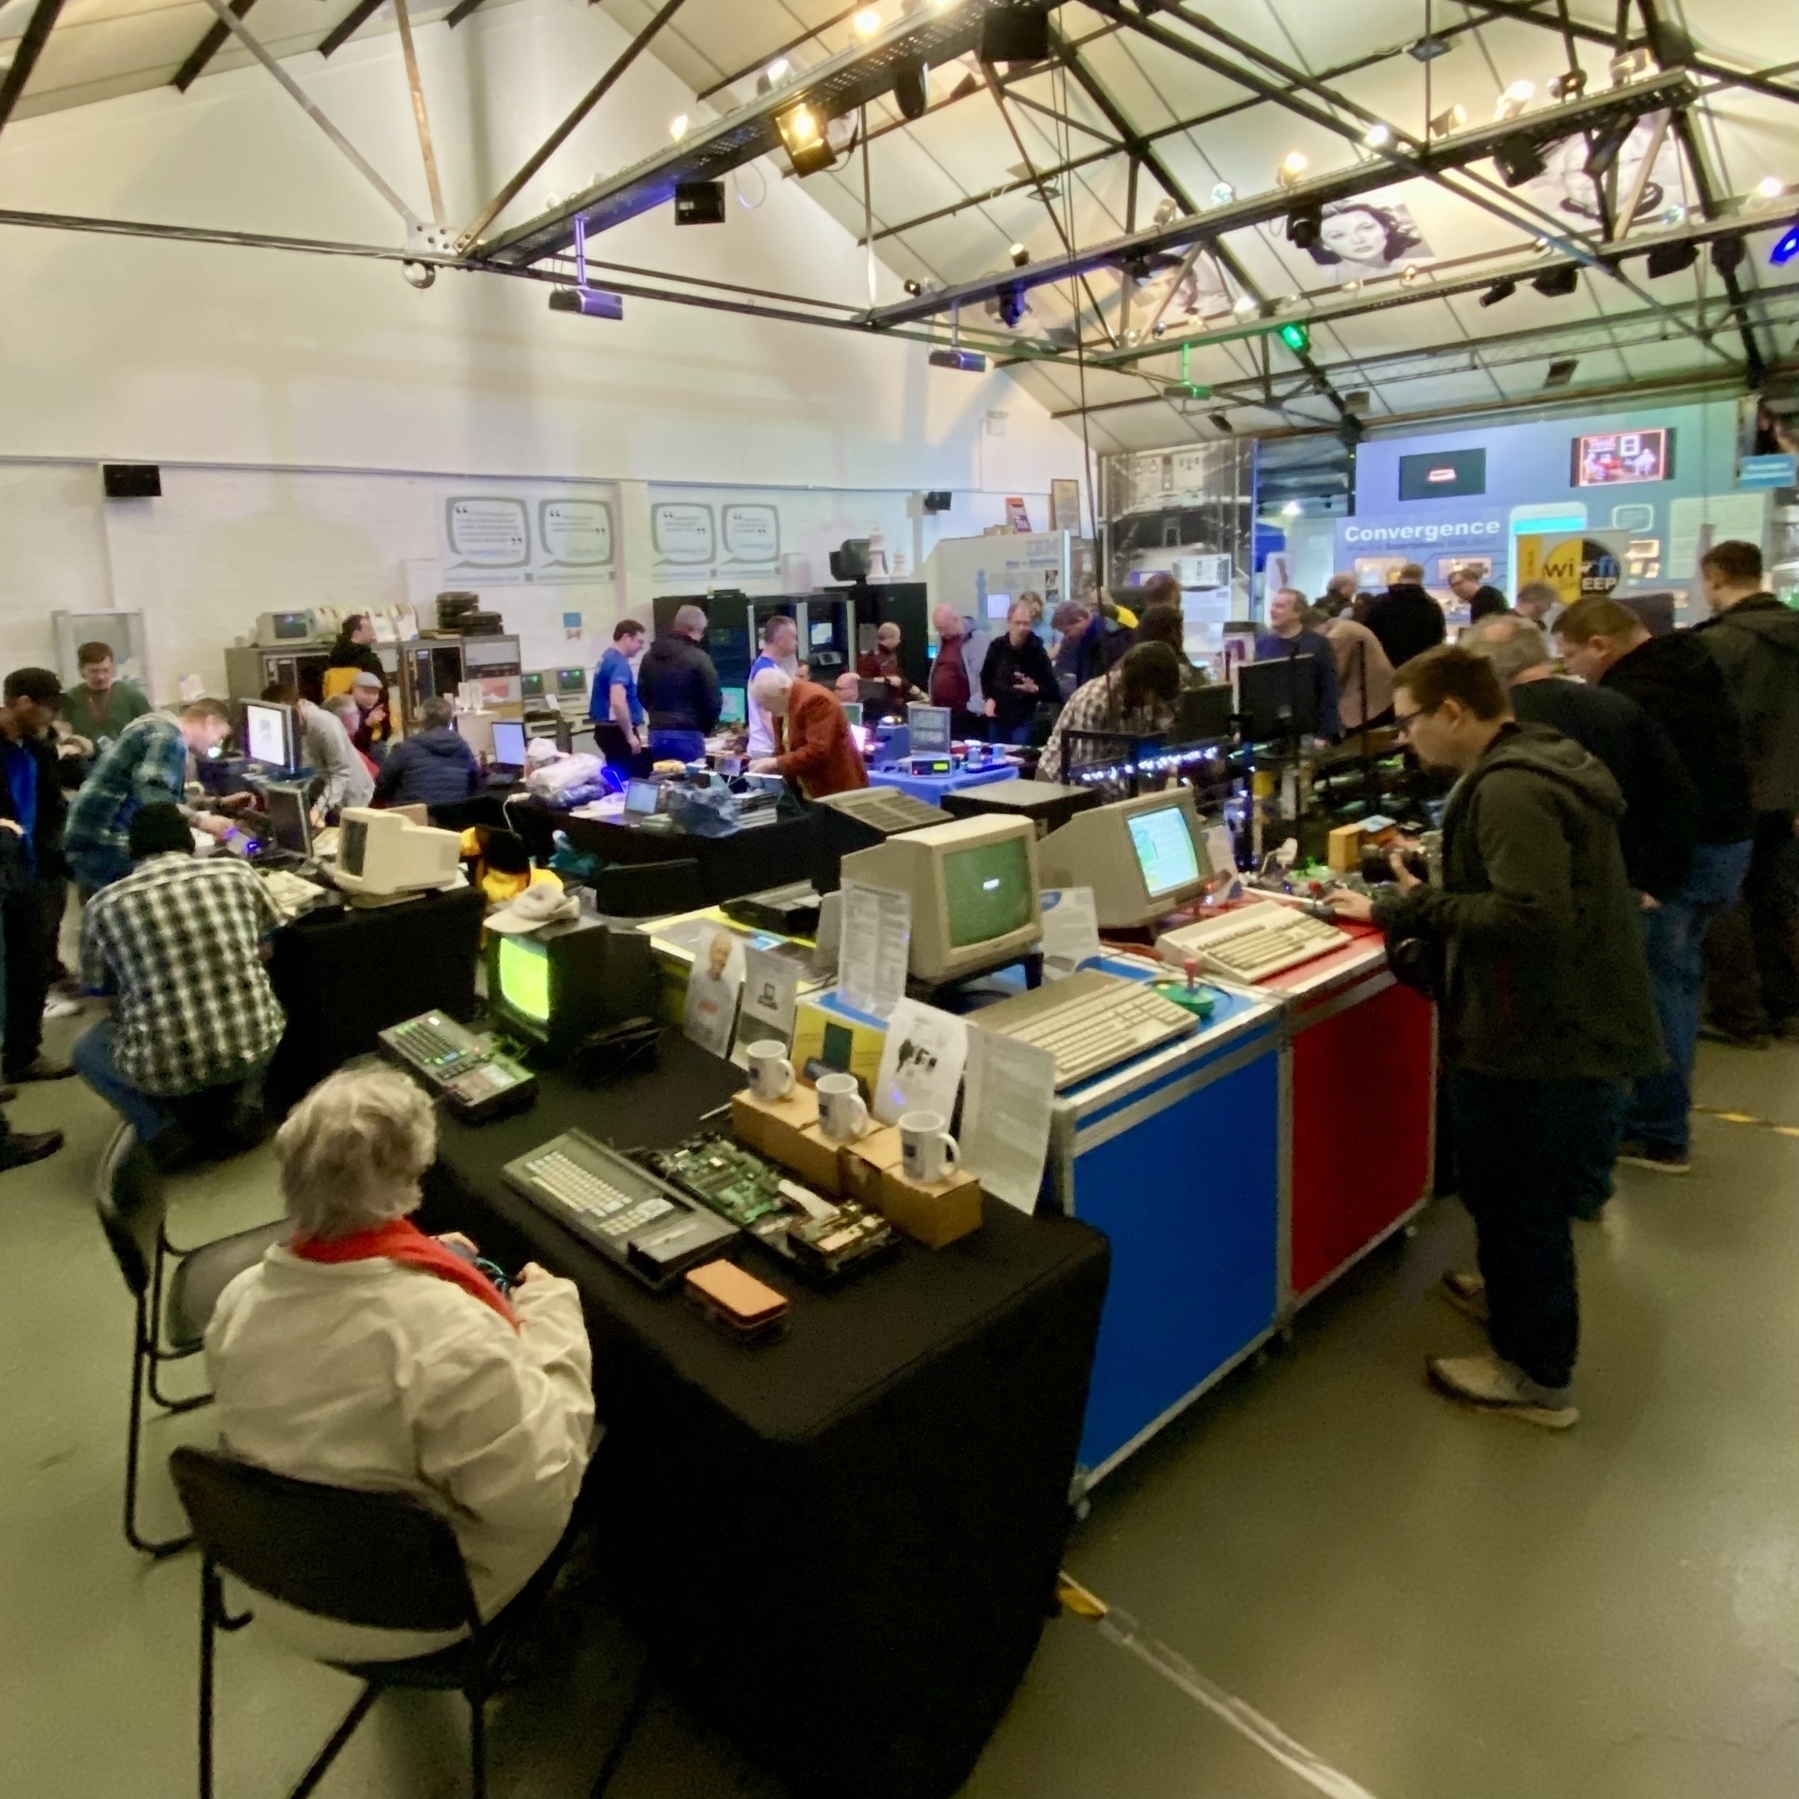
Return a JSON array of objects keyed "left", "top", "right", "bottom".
[{"left": 1053, "top": 981, "right": 1283, "bottom": 1487}]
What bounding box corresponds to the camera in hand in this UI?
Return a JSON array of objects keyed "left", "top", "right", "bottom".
[{"left": 1361, "top": 845, "right": 1430, "bottom": 886}]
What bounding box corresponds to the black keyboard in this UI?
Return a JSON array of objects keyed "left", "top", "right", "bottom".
[{"left": 380, "top": 1011, "right": 489, "bottom": 1080}]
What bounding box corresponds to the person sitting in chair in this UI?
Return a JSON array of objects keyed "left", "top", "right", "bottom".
[{"left": 205, "top": 1067, "right": 595, "bottom": 1662}]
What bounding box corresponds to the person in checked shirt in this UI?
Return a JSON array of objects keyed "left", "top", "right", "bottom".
[{"left": 74, "top": 804, "right": 286, "bottom": 1169}]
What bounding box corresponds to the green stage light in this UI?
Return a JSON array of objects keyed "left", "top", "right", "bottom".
[{"left": 1277, "top": 321, "right": 1311, "bottom": 354}]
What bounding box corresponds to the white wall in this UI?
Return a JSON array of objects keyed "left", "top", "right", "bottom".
[{"left": 0, "top": 0, "right": 1088, "bottom": 688}]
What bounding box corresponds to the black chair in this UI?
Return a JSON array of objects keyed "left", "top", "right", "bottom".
[
  {"left": 169, "top": 1446, "right": 651, "bottom": 1799},
  {"left": 590, "top": 856, "right": 703, "bottom": 919},
  {"left": 93, "top": 1132, "right": 286, "bottom": 1557}
]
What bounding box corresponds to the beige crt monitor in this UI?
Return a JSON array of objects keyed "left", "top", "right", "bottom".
[
  {"left": 1038, "top": 789, "right": 1207, "bottom": 929},
  {"left": 838, "top": 814, "right": 1041, "bottom": 984},
  {"left": 332, "top": 809, "right": 462, "bottom": 898}
]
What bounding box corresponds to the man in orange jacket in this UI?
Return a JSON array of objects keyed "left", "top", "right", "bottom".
[{"left": 746, "top": 666, "right": 869, "bottom": 799}]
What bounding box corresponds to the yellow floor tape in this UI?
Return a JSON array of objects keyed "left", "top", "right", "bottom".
[{"left": 1695, "top": 1105, "right": 1799, "bottom": 1141}]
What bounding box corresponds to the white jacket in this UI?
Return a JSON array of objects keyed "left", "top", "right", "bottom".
[{"left": 205, "top": 1245, "right": 595, "bottom": 1663}]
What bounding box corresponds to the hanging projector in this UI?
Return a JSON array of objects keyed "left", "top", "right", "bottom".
[
  {"left": 929, "top": 347, "right": 988, "bottom": 372},
  {"left": 549, "top": 288, "right": 625, "bottom": 319}
]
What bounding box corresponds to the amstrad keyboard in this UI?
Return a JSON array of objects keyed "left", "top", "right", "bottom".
[
  {"left": 1157, "top": 902, "right": 1344, "bottom": 984},
  {"left": 976, "top": 969, "right": 1198, "bottom": 1090}
]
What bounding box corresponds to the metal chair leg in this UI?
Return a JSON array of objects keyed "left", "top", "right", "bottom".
[
  {"left": 591, "top": 1660, "right": 655, "bottom": 1799},
  {"left": 147, "top": 1237, "right": 213, "bottom": 1414},
  {"left": 199, "top": 1559, "right": 218, "bottom": 1799},
  {"left": 469, "top": 1694, "right": 487, "bottom": 1799},
  {"left": 126, "top": 1304, "right": 191, "bottom": 1558},
  {"left": 287, "top": 1687, "right": 380, "bottom": 1799}
]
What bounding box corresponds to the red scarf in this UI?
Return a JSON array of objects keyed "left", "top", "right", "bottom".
[{"left": 291, "top": 1218, "right": 519, "bottom": 1330}]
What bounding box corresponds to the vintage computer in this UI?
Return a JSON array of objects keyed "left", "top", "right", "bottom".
[
  {"left": 839, "top": 813, "right": 1041, "bottom": 984},
  {"left": 554, "top": 667, "right": 589, "bottom": 707},
  {"left": 261, "top": 783, "right": 313, "bottom": 859},
  {"left": 239, "top": 700, "right": 303, "bottom": 776},
  {"left": 520, "top": 671, "right": 549, "bottom": 707},
  {"left": 808, "top": 785, "right": 944, "bottom": 893},
  {"left": 484, "top": 917, "right": 659, "bottom": 1060},
  {"left": 331, "top": 808, "right": 462, "bottom": 898},
  {"left": 1038, "top": 789, "right": 1209, "bottom": 930}
]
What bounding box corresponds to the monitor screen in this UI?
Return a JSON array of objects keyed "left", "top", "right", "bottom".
[
  {"left": 521, "top": 672, "right": 546, "bottom": 701},
  {"left": 1572, "top": 428, "right": 1672, "bottom": 487},
  {"left": 1398, "top": 447, "right": 1486, "bottom": 501},
  {"left": 263, "top": 784, "right": 310, "bottom": 857},
  {"left": 624, "top": 779, "right": 660, "bottom": 815},
  {"left": 842, "top": 702, "right": 863, "bottom": 728},
  {"left": 944, "top": 836, "right": 1033, "bottom": 949},
  {"left": 339, "top": 817, "right": 367, "bottom": 877},
  {"left": 491, "top": 720, "right": 527, "bottom": 765},
  {"left": 555, "top": 667, "right": 587, "bottom": 697},
  {"left": 495, "top": 935, "right": 552, "bottom": 1025},
  {"left": 719, "top": 686, "right": 747, "bottom": 726},
  {"left": 1127, "top": 805, "right": 1200, "bottom": 898},
  {"left": 908, "top": 705, "right": 953, "bottom": 755},
  {"left": 243, "top": 703, "right": 289, "bottom": 769}
]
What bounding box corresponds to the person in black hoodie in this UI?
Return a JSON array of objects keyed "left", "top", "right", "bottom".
[
  {"left": 373, "top": 698, "right": 482, "bottom": 808},
  {"left": 1329, "top": 647, "right": 1660, "bottom": 1428},
  {"left": 980, "top": 600, "right": 1059, "bottom": 744},
  {"left": 1364, "top": 562, "right": 1448, "bottom": 670},
  {"left": 636, "top": 605, "right": 722, "bottom": 763},
  {"left": 1692, "top": 540, "right": 1799, "bottom": 1042},
  {"left": 1557, "top": 597, "right": 1755, "bottom": 1175}
]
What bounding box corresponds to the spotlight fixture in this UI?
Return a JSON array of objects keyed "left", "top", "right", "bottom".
[
  {"left": 674, "top": 180, "right": 726, "bottom": 225},
  {"left": 1712, "top": 236, "right": 1746, "bottom": 276},
  {"left": 1341, "top": 390, "right": 1370, "bottom": 414},
  {"left": 929, "top": 346, "right": 988, "bottom": 372},
  {"left": 1209, "top": 181, "right": 1236, "bottom": 206},
  {"left": 669, "top": 114, "right": 689, "bottom": 139},
  {"left": 1286, "top": 205, "right": 1322, "bottom": 249},
  {"left": 1340, "top": 279, "right": 1362, "bottom": 293},
  {"left": 893, "top": 58, "right": 929, "bottom": 119},
  {"left": 852, "top": 7, "right": 882, "bottom": 36},
  {"left": 765, "top": 57, "right": 790, "bottom": 82},
  {"left": 1585, "top": 116, "right": 1632, "bottom": 180},
  {"left": 1277, "top": 320, "right": 1311, "bottom": 354},
  {"left": 1275, "top": 151, "right": 1307, "bottom": 189},
  {"left": 1207, "top": 412, "right": 1233, "bottom": 433},
  {"left": 549, "top": 287, "right": 624, "bottom": 320},
  {"left": 979, "top": 2, "right": 1049, "bottom": 68},
  {"left": 1609, "top": 47, "right": 1651, "bottom": 84},
  {"left": 1645, "top": 239, "right": 1698, "bottom": 278},
  {"left": 1337, "top": 413, "right": 1364, "bottom": 449},
  {"left": 1479, "top": 278, "right": 1517, "bottom": 307},
  {"left": 1757, "top": 176, "right": 1789, "bottom": 200},
  {"left": 1771, "top": 221, "right": 1799, "bottom": 267},
  {"left": 1363, "top": 122, "right": 1392, "bottom": 149},
  {"left": 1232, "top": 293, "right": 1259, "bottom": 316},
  {"left": 777, "top": 102, "right": 836, "bottom": 176},
  {"left": 1400, "top": 263, "right": 1421, "bottom": 285},
  {"left": 1544, "top": 358, "right": 1579, "bottom": 387},
  {"left": 1407, "top": 34, "right": 1451, "bottom": 62},
  {"left": 1494, "top": 133, "right": 1547, "bottom": 187},
  {"left": 1153, "top": 197, "right": 1181, "bottom": 227},
  {"left": 903, "top": 277, "right": 925, "bottom": 296},
  {"left": 1008, "top": 242, "right": 1030, "bottom": 267},
  {"left": 1533, "top": 264, "right": 1579, "bottom": 297},
  {"left": 1548, "top": 69, "right": 1588, "bottom": 100},
  {"left": 1429, "top": 103, "right": 1467, "bottom": 138},
  {"left": 994, "top": 283, "right": 1028, "bottom": 329},
  {"left": 1494, "top": 79, "right": 1535, "bottom": 120}
]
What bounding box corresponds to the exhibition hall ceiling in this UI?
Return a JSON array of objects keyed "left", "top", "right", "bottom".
[{"left": 2, "top": 0, "right": 1796, "bottom": 449}]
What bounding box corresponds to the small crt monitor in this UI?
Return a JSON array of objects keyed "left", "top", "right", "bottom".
[
  {"left": 261, "top": 782, "right": 312, "bottom": 858},
  {"left": 520, "top": 671, "right": 547, "bottom": 703},
  {"left": 241, "top": 700, "right": 299, "bottom": 774},
  {"left": 332, "top": 808, "right": 462, "bottom": 898},
  {"left": 1039, "top": 789, "right": 1207, "bottom": 930},
  {"left": 907, "top": 703, "right": 953, "bottom": 756},
  {"left": 718, "top": 686, "right": 747, "bottom": 727},
  {"left": 839, "top": 813, "right": 1040, "bottom": 984},
  {"left": 483, "top": 918, "right": 659, "bottom": 1060},
  {"left": 555, "top": 667, "right": 587, "bottom": 699},
  {"left": 490, "top": 719, "right": 527, "bottom": 767}
]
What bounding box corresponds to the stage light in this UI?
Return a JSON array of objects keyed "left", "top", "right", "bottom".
[
  {"left": 1207, "top": 412, "right": 1233, "bottom": 433},
  {"left": 1277, "top": 320, "right": 1311, "bottom": 354},
  {"left": 1233, "top": 293, "right": 1258, "bottom": 316},
  {"left": 1771, "top": 222, "right": 1799, "bottom": 266},
  {"left": 1153, "top": 197, "right": 1182, "bottom": 228},
  {"left": 1479, "top": 278, "right": 1517, "bottom": 307},
  {"left": 1548, "top": 69, "right": 1587, "bottom": 100},
  {"left": 903, "top": 278, "right": 924, "bottom": 296},
  {"left": 994, "top": 283, "right": 1028, "bottom": 328},
  {"left": 1275, "top": 151, "right": 1307, "bottom": 188},
  {"left": 852, "top": 8, "right": 882, "bottom": 37},
  {"left": 1209, "top": 181, "right": 1236, "bottom": 206},
  {"left": 893, "top": 58, "right": 929, "bottom": 119},
  {"left": 674, "top": 181, "right": 725, "bottom": 225},
  {"left": 1609, "top": 47, "right": 1651, "bottom": 84},
  {"left": 777, "top": 103, "right": 835, "bottom": 176},
  {"left": 1429, "top": 104, "right": 1467, "bottom": 137},
  {"left": 1533, "top": 264, "right": 1579, "bottom": 297},
  {"left": 1408, "top": 35, "right": 1450, "bottom": 62},
  {"left": 766, "top": 57, "right": 790, "bottom": 82},
  {"left": 1286, "top": 206, "right": 1322, "bottom": 249},
  {"left": 1009, "top": 242, "right": 1030, "bottom": 267},
  {"left": 1494, "top": 133, "right": 1547, "bottom": 187},
  {"left": 1544, "top": 358, "right": 1578, "bottom": 386},
  {"left": 669, "top": 114, "right": 689, "bottom": 139},
  {"left": 549, "top": 287, "right": 624, "bottom": 320},
  {"left": 929, "top": 346, "right": 987, "bottom": 372},
  {"left": 1495, "top": 80, "right": 1534, "bottom": 120},
  {"left": 1645, "top": 240, "right": 1698, "bottom": 278},
  {"left": 1757, "top": 176, "right": 1788, "bottom": 200},
  {"left": 1400, "top": 263, "right": 1421, "bottom": 285},
  {"left": 979, "top": 3, "right": 1049, "bottom": 66},
  {"left": 1585, "top": 116, "right": 1632, "bottom": 179},
  {"left": 1712, "top": 237, "right": 1746, "bottom": 276},
  {"left": 1363, "top": 122, "right": 1392, "bottom": 149}
]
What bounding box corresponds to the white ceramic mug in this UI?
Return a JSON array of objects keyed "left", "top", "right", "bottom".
[
  {"left": 816, "top": 1071, "right": 869, "bottom": 1142},
  {"left": 899, "top": 1110, "right": 959, "bottom": 1184},
  {"left": 746, "top": 1040, "right": 795, "bottom": 1102}
]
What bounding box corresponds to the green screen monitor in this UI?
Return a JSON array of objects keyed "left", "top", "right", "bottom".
[
  {"left": 483, "top": 917, "right": 659, "bottom": 1059},
  {"left": 944, "top": 835, "right": 1034, "bottom": 949}
]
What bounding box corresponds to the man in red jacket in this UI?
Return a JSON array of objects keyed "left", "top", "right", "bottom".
[{"left": 746, "top": 667, "right": 869, "bottom": 799}]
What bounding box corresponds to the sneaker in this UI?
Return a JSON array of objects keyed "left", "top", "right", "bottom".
[
  {"left": 1439, "top": 1270, "right": 1490, "bottom": 1325},
  {"left": 1616, "top": 1141, "right": 1690, "bottom": 1175},
  {"left": 1425, "top": 1354, "right": 1579, "bottom": 1430},
  {"left": 4, "top": 1058, "right": 75, "bottom": 1083},
  {"left": 41, "top": 995, "right": 82, "bottom": 1021},
  {"left": 0, "top": 1129, "right": 64, "bottom": 1173}
]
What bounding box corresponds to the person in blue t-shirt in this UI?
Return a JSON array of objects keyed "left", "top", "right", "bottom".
[{"left": 589, "top": 619, "right": 647, "bottom": 771}]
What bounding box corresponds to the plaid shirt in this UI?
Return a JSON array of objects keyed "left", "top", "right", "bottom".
[
  {"left": 81, "top": 854, "right": 285, "bottom": 1096},
  {"left": 1037, "top": 674, "right": 1174, "bottom": 790},
  {"left": 64, "top": 711, "right": 190, "bottom": 864}
]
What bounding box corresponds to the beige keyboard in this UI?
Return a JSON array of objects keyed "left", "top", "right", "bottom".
[
  {"left": 259, "top": 868, "right": 332, "bottom": 921},
  {"left": 1158, "top": 902, "right": 1342, "bottom": 983},
  {"left": 976, "top": 969, "right": 1198, "bottom": 1090}
]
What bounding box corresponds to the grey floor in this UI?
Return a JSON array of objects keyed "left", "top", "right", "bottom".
[{"left": 3, "top": 1015, "right": 1796, "bottom": 1799}]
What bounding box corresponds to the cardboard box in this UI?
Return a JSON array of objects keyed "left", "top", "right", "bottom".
[
  {"left": 730, "top": 1089, "right": 844, "bottom": 1197},
  {"left": 1326, "top": 823, "right": 1363, "bottom": 874},
  {"left": 875, "top": 1165, "right": 984, "bottom": 1249},
  {"left": 841, "top": 1124, "right": 905, "bottom": 1206}
]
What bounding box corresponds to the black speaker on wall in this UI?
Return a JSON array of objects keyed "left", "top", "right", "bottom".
[
  {"left": 980, "top": 3, "right": 1049, "bottom": 67},
  {"left": 102, "top": 464, "right": 161, "bottom": 498},
  {"left": 674, "top": 181, "right": 726, "bottom": 225},
  {"left": 922, "top": 491, "right": 952, "bottom": 513}
]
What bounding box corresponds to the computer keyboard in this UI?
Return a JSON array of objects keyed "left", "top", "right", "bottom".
[
  {"left": 502, "top": 1129, "right": 737, "bottom": 1289},
  {"left": 815, "top": 788, "right": 943, "bottom": 834},
  {"left": 1157, "top": 902, "right": 1344, "bottom": 984},
  {"left": 258, "top": 867, "right": 333, "bottom": 921},
  {"left": 975, "top": 969, "right": 1198, "bottom": 1090},
  {"left": 380, "top": 1010, "right": 490, "bottom": 1080},
  {"left": 312, "top": 827, "right": 341, "bottom": 860}
]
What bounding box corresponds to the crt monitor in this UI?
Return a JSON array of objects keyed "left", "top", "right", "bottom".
[
  {"left": 1038, "top": 789, "right": 1207, "bottom": 929},
  {"left": 241, "top": 700, "right": 300, "bottom": 774},
  {"left": 1236, "top": 655, "right": 1320, "bottom": 743},
  {"left": 490, "top": 719, "right": 527, "bottom": 766},
  {"left": 484, "top": 917, "right": 659, "bottom": 1059},
  {"left": 555, "top": 667, "right": 587, "bottom": 699},
  {"left": 262, "top": 782, "right": 312, "bottom": 858},
  {"left": 521, "top": 671, "right": 547, "bottom": 703},
  {"left": 839, "top": 814, "right": 1040, "bottom": 983},
  {"left": 332, "top": 808, "right": 462, "bottom": 897}
]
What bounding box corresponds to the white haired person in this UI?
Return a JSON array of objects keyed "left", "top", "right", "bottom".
[
  {"left": 205, "top": 1068, "right": 595, "bottom": 1661},
  {"left": 746, "top": 664, "right": 870, "bottom": 799}
]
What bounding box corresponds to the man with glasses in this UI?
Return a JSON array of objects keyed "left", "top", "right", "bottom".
[{"left": 1330, "top": 646, "right": 1661, "bottom": 1430}]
